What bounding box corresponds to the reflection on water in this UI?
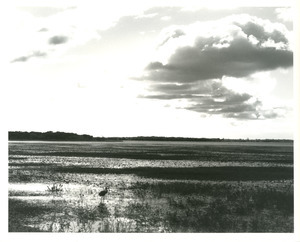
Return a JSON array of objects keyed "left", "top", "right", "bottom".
[
  {"left": 9, "top": 155, "right": 292, "bottom": 168},
  {"left": 8, "top": 177, "right": 165, "bottom": 232}
]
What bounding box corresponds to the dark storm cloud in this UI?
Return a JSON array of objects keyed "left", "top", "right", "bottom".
[
  {"left": 141, "top": 77, "right": 284, "bottom": 120},
  {"left": 11, "top": 51, "right": 47, "bottom": 63},
  {"left": 184, "top": 86, "right": 272, "bottom": 120},
  {"left": 144, "top": 36, "right": 292, "bottom": 83},
  {"left": 144, "top": 81, "right": 216, "bottom": 98},
  {"left": 148, "top": 83, "right": 195, "bottom": 93},
  {"left": 48, "top": 35, "right": 68, "bottom": 45},
  {"left": 139, "top": 94, "right": 195, "bottom": 100},
  {"left": 187, "top": 92, "right": 255, "bottom": 114},
  {"left": 142, "top": 80, "right": 267, "bottom": 120},
  {"left": 138, "top": 14, "right": 292, "bottom": 120},
  {"left": 238, "top": 21, "right": 288, "bottom": 44}
]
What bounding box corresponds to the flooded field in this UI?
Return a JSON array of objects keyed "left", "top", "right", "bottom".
[{"left": 8, "top": 141, "right": 294, "bottom": 232}]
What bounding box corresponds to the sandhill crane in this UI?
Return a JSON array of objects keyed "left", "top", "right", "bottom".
[{"left": 99, "top": 187, "right": 109, "bottom": 202}]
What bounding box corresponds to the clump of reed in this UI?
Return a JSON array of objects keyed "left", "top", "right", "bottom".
[{"left": 47, "top": 183, "right": 63, "bottom": 193}]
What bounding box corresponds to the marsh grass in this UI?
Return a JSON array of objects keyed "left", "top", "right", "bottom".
[
  {"left": 47, "top": 183, "right": 63, "bottom": 193},
  {"left": 9, "top": 179, "right": 293, "bottom": 232},
  {"left": 43, "top": 166, "right": 293, "bottom": 181},
  {"left": 127, "top": 180, "right": 293, "bottom": 232},
  {"left": 9, "top": 199, "right": 51, "bottom": 232}
]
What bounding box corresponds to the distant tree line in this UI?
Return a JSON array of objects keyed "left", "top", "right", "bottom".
[
  {"left": 8, "top": 131, "right": 106, "bottom": 141},
  {"left": 122, "top": 136, "right": 221, "bottom": 142},
  {"left": 8, "top": 131, "right": 293, "bottom": 142},
  {"left": 120, "top": 136, "right": 292, "bottom": 142}
]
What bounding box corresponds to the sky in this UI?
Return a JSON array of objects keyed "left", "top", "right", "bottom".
[{"left": 2, "top": 0, "right": 295, "bottom": 139}]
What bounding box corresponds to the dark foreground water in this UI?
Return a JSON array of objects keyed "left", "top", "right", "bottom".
[{"left": 8, "top": 141, "right": 293, "bottom": 232}]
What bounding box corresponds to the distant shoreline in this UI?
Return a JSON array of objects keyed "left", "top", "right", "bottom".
[{"left": 8, "top": 131, "right": 293, "bottom": 143}]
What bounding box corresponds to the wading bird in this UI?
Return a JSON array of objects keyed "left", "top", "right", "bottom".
[{"left": 99, "top": 187, "right": 109, "bottom": 202}]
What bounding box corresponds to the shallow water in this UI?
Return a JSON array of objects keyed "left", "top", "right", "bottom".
[{"left": 9, "top": 154, "right": 292, "bottom": 168}]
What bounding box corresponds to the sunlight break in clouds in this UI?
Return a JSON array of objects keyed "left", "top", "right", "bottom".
[
  {"left": 138, "top": 14, "right": 292, "bottom": 120},
  {"left": 275, "top": 7, "right": 293, "bottom": 22}
]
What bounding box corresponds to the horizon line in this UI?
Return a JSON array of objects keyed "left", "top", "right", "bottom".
[{"left": 8, "top": 131, "right": 293, "bottom": 141}]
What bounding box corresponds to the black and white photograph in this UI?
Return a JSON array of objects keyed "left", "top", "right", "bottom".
[{"left": 2, "top": 0, "right": 298, "bottom": 240}]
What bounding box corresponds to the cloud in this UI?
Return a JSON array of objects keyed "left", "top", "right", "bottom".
[
  {"left": 18, "top": 7, "right": 76, "bottom": 18},
  {"left": 8, "top": 6, "right": 101, "bottom": 64},
  {"left": 145, "top": 43, "right": 292, "bottom": 82},
  {"left": 11, "top": 51, "right": 47, "bottom": 63},
  {"left": 141, "top": 79, "right": 287, "bottom": 120},
  {"left": 158, "top": 27, "right": 185, "bottom": 46},
  {"left": 48, "top": 35, "right": 68, "bottom": 45},
  {"left": 38, "top": 28, "right": 48, "bottom": 32},
  {"left": 11, "top": 56, "right": 29, "bottom": 63},
  {"left": 185, "top": 85, "right": 261, "bottom": 118},
  {"left": 142, "top": 15, "right": 292, "bottom": 83},
  {"left": 138, "top": 14, "right": 292, "bottom": 120}
]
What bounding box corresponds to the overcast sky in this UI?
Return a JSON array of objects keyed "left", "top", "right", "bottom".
[{"left": 3, "top": 0, "right": 295, "bottom": 139}]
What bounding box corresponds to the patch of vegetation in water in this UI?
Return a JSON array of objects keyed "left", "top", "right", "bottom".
[
  {"left": 48, "top": 166, "right": 293, "bottom": 181},
  {"left": 127, "top": 181, "right": 293, "bottom": 232}
]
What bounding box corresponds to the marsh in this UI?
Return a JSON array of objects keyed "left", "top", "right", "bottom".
[{"left": 8, "top": 140, "right": 293, "bottom": 232}]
